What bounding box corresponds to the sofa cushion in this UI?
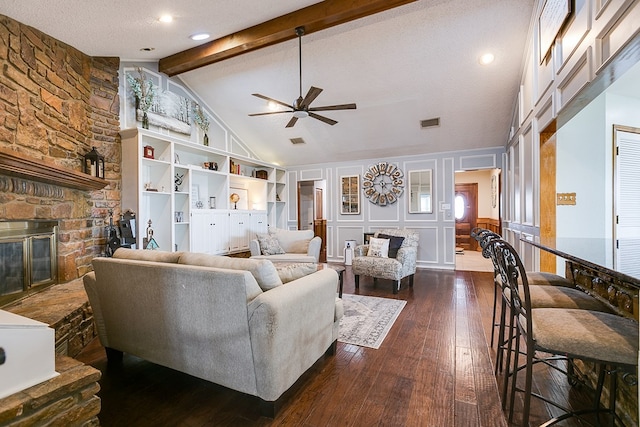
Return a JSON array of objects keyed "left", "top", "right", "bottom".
[
  {"left": 367, "top": 237, "right": 390, "bottom": 258},
  {"left": 178, "top": 253, "right": 282, "bottom": 292},
  {"left": 113, "top": 247, "right": 182, "bottom": 263},
  {"left": 257, "top": 233, "right": 285, "bottom": 255},
  {"left": 272, "top": 229, "right": 314, "bottom": 253},
  {"left": 377, "top": 234, "right": 405, "bottom": 258},
  {"left": 273, "top": 262, "right": 317, "bottom": 283}
]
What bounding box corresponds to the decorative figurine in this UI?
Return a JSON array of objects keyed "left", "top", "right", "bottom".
[
  {"left": 174, "top": 173, "right": 184, "bottom": 191},
  {"left": 144, "top": 219, "right": 159, "bottom": 250}
]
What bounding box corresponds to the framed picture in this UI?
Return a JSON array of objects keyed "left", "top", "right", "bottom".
[{"left": 340, "top": 175, "right": 360, "bottom": 214}]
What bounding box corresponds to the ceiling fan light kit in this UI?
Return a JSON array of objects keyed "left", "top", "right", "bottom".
[{"left": 249, "top": 26, "right": 356, "bottom": 127}]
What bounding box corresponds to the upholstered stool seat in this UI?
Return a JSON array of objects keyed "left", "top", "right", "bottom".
[
  {"left": 493, "top": 239, "right": 639, "bottom": 427},
  {"left": 531, "top": 308, "right": 638, "bottom": 366}
]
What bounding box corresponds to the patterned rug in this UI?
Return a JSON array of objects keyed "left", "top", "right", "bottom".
[{"left": 338, "top": 294, "right": 406, "bottom": 349}]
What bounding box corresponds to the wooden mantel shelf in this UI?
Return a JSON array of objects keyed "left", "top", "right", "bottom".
[{"left": 0, "top": 147, "right": 107, "bottom": 191}]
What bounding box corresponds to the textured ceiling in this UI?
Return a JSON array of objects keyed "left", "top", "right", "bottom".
[{"left": 1, "top": 0, "right": 536, "bottom": 166}]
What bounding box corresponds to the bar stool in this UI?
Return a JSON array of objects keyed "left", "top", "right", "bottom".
[
  {"left": 473, "top": 229, "right": 613, "bottom": 375},
  {"left": 493, "top": 239, "right": 638, "bottom": 426}
]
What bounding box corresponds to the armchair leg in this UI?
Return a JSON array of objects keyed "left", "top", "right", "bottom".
[
  {"left": 393, "top": 280, "right": 400, "bottom": 294},
  {"left": 409, "top": 274, "right": 414, "bottom": 287},
  {"left": 355, "top": 275, "right": 360, "bottom": 289}
]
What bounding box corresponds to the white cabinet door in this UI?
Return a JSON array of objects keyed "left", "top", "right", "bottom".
[
  {"left": 229, "top": 211, "right": 251, "bottom": 252},
  {"left": 210, "top": 211, "right": 229, "bottom": 254},
  {"left": 190, "top": 210, "right": 212, "bottom": 254},
  {"left": 250, "top": 211, "right": 268, "bottom": 237}
]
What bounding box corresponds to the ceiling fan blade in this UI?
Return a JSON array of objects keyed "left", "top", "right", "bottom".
[
  {"left": 309, "top": 112, "right": 337, "bottom": 126},
  {"left": 251, "top": 93, "right": 293, "bottom": 109},
  {"left": 248, "top": 110, "right": 293, "bottom": 117},
  {"left": 300, "top": 86, "right": 323, "bottom": 109},
  {"left": 285, "top": 116, "right": 299, "bottom": 128},
  {"left": 309, "top": 103, "right": 357, "bottom": 111}
]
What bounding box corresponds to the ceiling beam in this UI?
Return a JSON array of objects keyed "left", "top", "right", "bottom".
[{"left": 158, "top": 0, "right": 417, "bottom": 76}]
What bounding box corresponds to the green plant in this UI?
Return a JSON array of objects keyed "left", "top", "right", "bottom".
[
  {"left": 126, "top": 67, "right": 156, "bottom": 112},
  {"left": 192, "top": 102, "right": 210, "bottom": 133}
]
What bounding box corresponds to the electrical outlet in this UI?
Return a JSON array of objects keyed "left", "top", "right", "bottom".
[{"left": 557, "top": 192, "right": 576, "bottom": 205}]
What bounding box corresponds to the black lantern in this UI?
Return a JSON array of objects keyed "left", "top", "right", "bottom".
[{"left": 84, "top": 147, "right": 105, "bottom": 179}]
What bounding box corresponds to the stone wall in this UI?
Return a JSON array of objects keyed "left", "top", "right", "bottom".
[
  {"left": 0, "top": 355, "right": 100, "bottom": 426},
  {"left": 0, "top": 14, "right": 121, "bottom": 286}
]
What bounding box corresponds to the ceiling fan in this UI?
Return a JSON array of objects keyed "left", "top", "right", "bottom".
[{"left": 249, "top": 26, "right": 356, "bottom": 128}]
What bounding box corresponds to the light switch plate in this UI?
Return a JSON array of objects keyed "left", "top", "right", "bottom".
[{"left": 557, "top": 192, "right": 576, "bottom": 205}]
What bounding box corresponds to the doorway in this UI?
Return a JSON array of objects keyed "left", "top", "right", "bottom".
[
  {"left": 455, "top": 183, "right": 478, "bottom": 251},
  {"left": 454, "top": 169, "right": 501, "bottom": 272},
  {"left": 297, "top": 181, "right": 314, "bottom": 230}
]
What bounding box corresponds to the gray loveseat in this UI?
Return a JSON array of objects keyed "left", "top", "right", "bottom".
[{"left": 83, "top": 248, "right": 343, "bottom": 416}]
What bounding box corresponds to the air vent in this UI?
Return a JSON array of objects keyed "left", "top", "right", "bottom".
[
  {"left": 290, "top": 137, "right": 306, "bottom": 145},
  {"left": 420, "top": 117, "right": 440, "bottom": 129}
]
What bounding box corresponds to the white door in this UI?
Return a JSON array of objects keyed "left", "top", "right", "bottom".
[
  {"left": 190, "top": 210, "right": 211, "bottom": 254},
  {"left": 614, "top": 126, "right": 640, "bottom": 279},
  {"left": 211, "top": 211, "right": 229, "bottom": 254}
]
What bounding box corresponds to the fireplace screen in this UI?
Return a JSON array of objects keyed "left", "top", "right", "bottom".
[{"left": 0, "top": 221, "right": 57, "bottom": 306}]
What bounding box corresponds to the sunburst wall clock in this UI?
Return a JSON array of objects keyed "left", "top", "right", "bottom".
[{"left": 362, "top": 162, "right": 404, "bottom": 206}]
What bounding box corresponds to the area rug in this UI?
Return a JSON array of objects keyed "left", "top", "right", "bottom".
[{"left": 338, "top": 294, "right": 406, "bottom": 349}]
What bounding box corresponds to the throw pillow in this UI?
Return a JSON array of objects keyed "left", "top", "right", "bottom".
[
  {"left": 367, "top": 237, "right": 390, "bottom": 258},
  {"left": 275, "top": 262, "right": 317, "bottom": 283},
  {"left": 377, "top": 234, "right": 405, "bottom": 258},
  {"left": 256, "top": 233, "right": 285, "bottom": 255}
]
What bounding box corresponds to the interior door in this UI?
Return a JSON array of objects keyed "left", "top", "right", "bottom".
[
  {"left": 614, "top": 125, "right": 640, "bottom": 278},
  {"left": 455, "top": 183, "right": 478, "bottom": 251},
  {"left": 297, "top": 181, "right": 314, "bottom": 230}
]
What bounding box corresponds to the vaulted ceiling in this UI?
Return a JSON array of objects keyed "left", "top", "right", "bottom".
[{"left": 2, "top": 0, "right": 535, "bottom": 166}]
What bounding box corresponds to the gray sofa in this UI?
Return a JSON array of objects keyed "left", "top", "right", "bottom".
[
  {"left": 250, "top": 228, "right": 321, "bottom": 263},
  {"left": 83, "top": 248, "right": 342, "bottom": 416}
]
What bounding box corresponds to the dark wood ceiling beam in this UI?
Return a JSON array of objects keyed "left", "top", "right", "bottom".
[{"left": 158, "top": 0, "right": 417, "bottom": 76}]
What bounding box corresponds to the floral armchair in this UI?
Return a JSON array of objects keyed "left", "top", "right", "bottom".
[{"left": 352, "top": 229, "right": 419, "bottom": 294}]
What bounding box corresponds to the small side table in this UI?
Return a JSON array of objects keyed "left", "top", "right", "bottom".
[{"left": 318, "top": 263, "right": 346, "bottom": 297}]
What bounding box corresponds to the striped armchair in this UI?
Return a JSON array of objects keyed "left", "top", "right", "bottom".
[{"left": 352, "top": 229, "right": 419, "bottom": 294}]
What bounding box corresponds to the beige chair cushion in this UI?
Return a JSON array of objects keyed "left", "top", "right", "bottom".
[
  {"left": 272, "top": 229, "right": 314, "bottom": 253},
  {"left": 178, "top": 253, "right": 281, "bottom": 292},
  {"left": 531, "top": 308, "right": 639, "bottom": 366}
]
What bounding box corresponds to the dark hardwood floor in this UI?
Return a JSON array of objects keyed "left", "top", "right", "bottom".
[{"left": 76, "top": 267, "right": 600, "bottom": 426}]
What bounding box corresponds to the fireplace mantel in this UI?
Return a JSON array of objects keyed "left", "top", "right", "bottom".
[{"left": 0, "top": 147, "right": 107, "bottom": 191}]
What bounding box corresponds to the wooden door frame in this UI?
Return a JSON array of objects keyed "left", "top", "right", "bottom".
[{"left": 455, "top": 183, "right": 478, "bottom": 251}]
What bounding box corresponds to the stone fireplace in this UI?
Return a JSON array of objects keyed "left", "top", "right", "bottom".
[
  {"left": 0, "top": 220, "right": 58, "bottom": 306},
  {"left": 0, "top": 14, "right": 122, "bottom": 425},
  {"left": 0, "top": 14, "right": 122, "bottom": 300}
]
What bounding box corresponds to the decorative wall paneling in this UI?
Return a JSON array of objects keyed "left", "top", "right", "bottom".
[
  {"left": 503, "top": 0, "right": 640, "bottom": 274},
  {"left": 556, "top": 49, "right": 593, "bottom": 111},
  {"left": 286, "top": 147, "right": 502, "bottom": 270}
]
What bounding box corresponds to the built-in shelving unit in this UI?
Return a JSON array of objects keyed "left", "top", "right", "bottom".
[{"left": 120, "top": 128, "right": 285, "bottom": 253}]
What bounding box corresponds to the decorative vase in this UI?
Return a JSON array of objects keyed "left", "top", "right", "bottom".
[
  {"left": 203, "top": 133, "right": 209, "bottom": 146},
  {"left": 142, "top": 111, "right": 149, "bottom": 129}
]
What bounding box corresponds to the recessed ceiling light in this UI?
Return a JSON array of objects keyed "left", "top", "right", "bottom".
[
  {"left": 140, "top": 47, "right": 155, "bottom": 52},
  {"left": 159, "top": 15, "right": 173, "bottom": 23},
  {"left": 190, "top": 33, "right": 210, "bottom": 41},
  {"left": 479, "top": 53, "right": 495, "bottom": 65}
]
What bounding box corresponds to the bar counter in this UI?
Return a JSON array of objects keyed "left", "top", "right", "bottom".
[{"left": 521, "top": 237, "right": 640, "bottom": 319}]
